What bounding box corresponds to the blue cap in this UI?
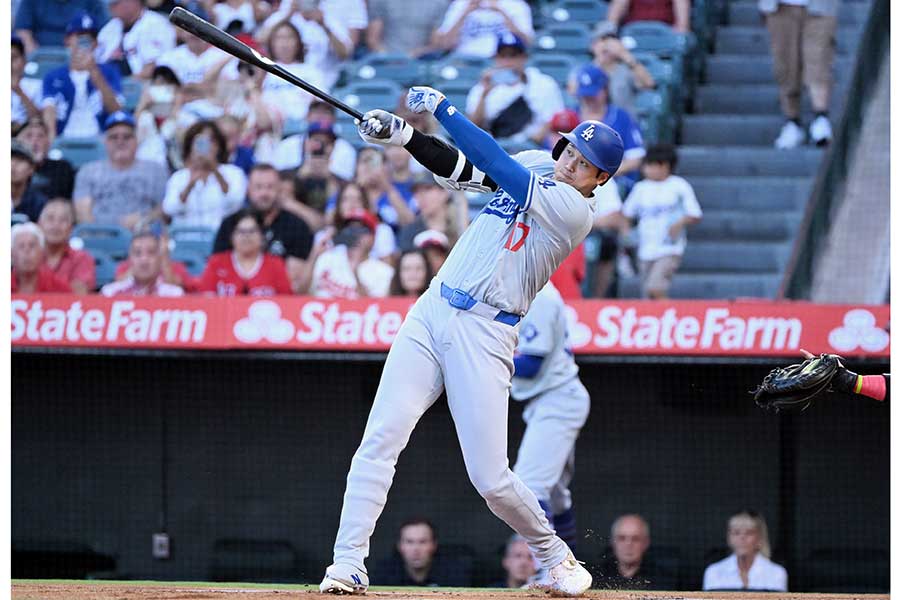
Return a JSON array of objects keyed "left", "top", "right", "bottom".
[
  {"left": 575, "top": 64, "right": 608, "bottom": 98},
  {"left": 66, "top": 10, "right": 98, "bottom": 36},
  {"left": 104, "top": 110, "right": 136, "bottom": 131},
  {"left": 552, "top": 120, "right": 624, "bottom": 176},
  {"left": 496, "top": 32, "right": 527, "bottom": 54}
]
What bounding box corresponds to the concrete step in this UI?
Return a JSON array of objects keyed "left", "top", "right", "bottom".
[
  {"left": 681, "top": 114, "right": 786, "bottom": 146},
  {"left": 728, "top": 1, "right": 869, "bottom": 26},
  {"left": 618, "top": 272, "right": 782, "bottom": 299},
  {"left": 689, "top": 210, "right": 803, "bottom": 241},
  {"left": 706, "top": 55, "right": 853, "bottom": 84},
  {"left": 678, "top": 146, "right": 823, "bottom": 176},
  {"left": 681, "top": 241, "right": 791, "bottom": 272},
  {"left": 690, "top": 176, "right": 812, "bottom": 210},
  {"left": 715, "top": 24, "right": 862, "bottom": 55}
]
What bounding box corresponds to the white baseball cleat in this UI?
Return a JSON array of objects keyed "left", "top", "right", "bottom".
[
  {"left": 529, "top": 552, "right": 592, "bottom": 597},
  {"left": 319, "top": 563, "right": 369, "bottom": 595}
]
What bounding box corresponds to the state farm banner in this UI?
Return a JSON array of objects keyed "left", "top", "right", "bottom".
[{"left": 11, "top": 295, "right": 890, "bottom": 358}]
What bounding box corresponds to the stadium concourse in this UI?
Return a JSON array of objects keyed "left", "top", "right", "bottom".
[{"left": 8, "top": 582, "right": 893, "bottom": 600}]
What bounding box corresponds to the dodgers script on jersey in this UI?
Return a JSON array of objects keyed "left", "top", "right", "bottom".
[
  {"left": 435, "top": 151, "right": 597, "bottom": 315},
  {"left": 512, "top": 282, "right": 580, "bottom": 401}
]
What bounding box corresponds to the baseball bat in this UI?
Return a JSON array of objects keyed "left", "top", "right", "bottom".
[{"left": 168, "top": 7, "right": 364, "bottom": 120}]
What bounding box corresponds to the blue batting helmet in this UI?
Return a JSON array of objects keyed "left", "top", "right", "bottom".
[{"left": 551, "top": 120, "right": 624, "bottom": 176}]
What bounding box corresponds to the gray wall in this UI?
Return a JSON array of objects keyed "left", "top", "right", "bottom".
[{"left": 12, "top": 352, "right": 889, "bottom": 590}]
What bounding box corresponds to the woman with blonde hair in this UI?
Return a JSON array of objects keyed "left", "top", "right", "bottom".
[{"left": 702, "top": 510, "right": 788, "bottom": 591}]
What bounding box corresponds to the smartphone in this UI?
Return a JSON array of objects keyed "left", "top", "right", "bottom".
[
  {"left": 149, "top": 85, "right": 174, "bottom": 104},
  {"left": 491, "top": 68, "right": 520, "bottom": 86}
]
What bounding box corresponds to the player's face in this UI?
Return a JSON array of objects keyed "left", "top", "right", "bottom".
[
  {"left": 728, "top": 523, "right": 761, "bottom": 558},
  {"left": 12, "top": 232, "right": 43, "bottom": 274},
  {"left": 248, "top": 169, "right": 281, "bottom": 213},
  {"left": 502, "top": 540, "right": 536, "bottom": 583},
  {"left": 397, "top": 524, "right": 437, "bottom": 569},
  {"left": 38, "top": 202, "right": 75, "bottom": 246},
  {"left": 130, "top": 237, "right": 162, "bottom": 284},
  {"left": 612, "top": 518, "right": 649, "bottom": 565},
  {"left": 399, "top": 252, "right": 428, "bottom": 295},
  {"left": 553, "top": 144, "right": 608, "bottom": 195}
]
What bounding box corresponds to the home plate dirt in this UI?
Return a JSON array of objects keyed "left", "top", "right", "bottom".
[{"left": 9, "top": 583, "right": 890, "bottom": 600}]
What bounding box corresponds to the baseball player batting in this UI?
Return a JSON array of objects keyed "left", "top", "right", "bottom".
[
  {"left": 511, "top": 280, "right": 590, "bottom": 560},
  {"left": 319, "top": 85, "right": 624, "bottom": 597}
]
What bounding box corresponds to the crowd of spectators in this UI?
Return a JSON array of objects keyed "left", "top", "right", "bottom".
[
  {"left": 365, "top": 510, "right": 788, "bottom": 591},
  {"left": 11, "top": 0, "right": 712, "bottom": 300}
]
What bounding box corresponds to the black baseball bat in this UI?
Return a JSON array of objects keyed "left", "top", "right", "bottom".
[{"left": 168, "top": 7, "right": 364, "bottom": 120}]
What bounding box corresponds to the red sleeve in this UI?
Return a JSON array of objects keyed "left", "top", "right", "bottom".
[
  {"left": 170, "top": 260, "right": 198, "bottom": 293},
  {"left": 269, "top": 255, "right": 294, "bottom": 295},
  {"left": 73, "top": 250, "right": 97, "bottom": 290},
  {"left": 115, "top": 259, "right": 130, "bottom": 278},
  {"left": 11, "top": 272, "right": 18, "bottom": 293},
  {"left": 197, "top": 253, "right": 225, "bottom": 294}
]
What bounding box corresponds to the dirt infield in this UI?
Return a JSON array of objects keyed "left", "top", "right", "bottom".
[{"left": 9, "top": 582, "right": 889, "bottom": 600}]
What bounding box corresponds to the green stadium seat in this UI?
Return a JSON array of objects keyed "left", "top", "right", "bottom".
[
  {"left": 440, "top": 80, "right": 475, "bottom": 110},
  {"left": 535, "top": 24, "right": 592, "bottom": 56},
  {"left": 24, "top": 46, "right": 68, "bottom": 79},
  {"left": 331, "top": 80, "right": 404, "bottom": 115},
  {"left": 169, "top": 225, "right": 216, "bottom": 258},
  {"left": 430, "top": 55, "right": 491, "bottom": 85},
  {"left": 92, "top": 250, "right": 119, "bottom": 289},
  {"left": 345, "top": 53, "right": 431, "bottom": 88},
  {"left": 72, "top": 224, "right": 132, "bottom": 261},
  {"left": 528, "top": 52, "right": 579, "bottom": 86},
  {"left": 633, "top": 90, "right": 668, "bottom": 142},
  {"left": 51, "top": 136, "right": 106, "bottom": 169},
  {"left": 121, "top": 78, "right": 143, "bottom": 112},
  {"left": 170, "top": 248, "right": 207, "bottom": 277},
  {"left": 541, "top": 0, "right": 608, "bottom": 26}
]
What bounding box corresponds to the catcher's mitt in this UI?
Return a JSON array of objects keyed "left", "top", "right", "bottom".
[{"left": 752, "top": 353, "right": 844, "bottom": 412}]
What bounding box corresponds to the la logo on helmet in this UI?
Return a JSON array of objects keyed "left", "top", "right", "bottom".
[{"left": 581, "top": 125, "right": 595, "bottom": 141}]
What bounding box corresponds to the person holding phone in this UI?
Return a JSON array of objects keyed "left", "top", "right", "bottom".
[
  {"left": 40, "top": 11, "right": 123, "bottom": 141},
  {"left": 466, "top": 33, "right": 563, "bottom": 141},
  {"left": 162, "top": 120, "right": 248, "bottom": 229}
]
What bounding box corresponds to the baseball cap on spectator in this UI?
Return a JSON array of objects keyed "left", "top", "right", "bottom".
[
  {"left": 592, "top": 21, "right": 619, "bottom": 40},
  {"left": 104, "top": 111, "right": 136, "bottom": 131},
  {"left": 343, "top": 208, "right": 378, "bottom": 234},
  {"left": 550, "top": 109, "right": 580, "bottom": 133},
  {"left": 496, "top": 32, "right": 527, "bottom": 55},
  {"left": 575, "top": 64, "right": 609, "bottom": 98},
  {"left": 308, "top": 121, "right": 337, "bottom": 140},
  {"left": 12, "top": 140, "right": 36, "bottom": 164},
  {"left": 65, "top": 11, "right": 99, "bottom": 36},
  {"left": 413, "top": 230, "right": 450, "bottom": 251},
  {"left": 11, "top": 35, "right": 24, "bottom": 54}
]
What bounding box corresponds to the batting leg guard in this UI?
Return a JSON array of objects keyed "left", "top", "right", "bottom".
[{"left": 553, "top": 507, "right": 578, "bottom": 552}]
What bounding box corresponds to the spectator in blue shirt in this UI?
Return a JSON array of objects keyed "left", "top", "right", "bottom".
[
  {"left": 14, "top": 0, "right": 107, "bottom": 54},
  {"left": 41, "top": 11, "right": 123, "bottom": 140},
  {"left": 574, "top": 63, "right": 645, "bottom": 189}
]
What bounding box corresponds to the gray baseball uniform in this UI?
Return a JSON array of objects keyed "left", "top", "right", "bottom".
[
  {"left": 330, "top": 149, "right": 596, "bottom": 573},
  {"left": 512, "top": 281, "right": 591, "bottom": 518}
]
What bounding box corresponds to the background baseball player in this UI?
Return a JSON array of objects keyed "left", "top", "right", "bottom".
[
  {"left": 511, "top": 280, "right": 590, "bottom": 557},
  {"left": 318, "top": 85, "right": 624, "bottom": 596}
]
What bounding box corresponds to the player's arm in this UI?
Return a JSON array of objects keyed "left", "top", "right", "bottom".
[
  {"left": 357, "top": 110, "right": 499, "bottom": 193},
  {"left": 513, "top": 353, "right": 544, "bottom": 378}
]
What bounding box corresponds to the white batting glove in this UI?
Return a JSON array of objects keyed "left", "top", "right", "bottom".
[
  {"left": 356, "top": 109, "right": 414, "bottom": 146},
  {"left": 406, "top": 86, "right": 446, "bottom": 114}
]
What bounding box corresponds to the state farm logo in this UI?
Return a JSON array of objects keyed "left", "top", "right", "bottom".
[
  {"left": 233, "top": 301, "right": 295, "bottom": 344},
  {"left": 563, "top": 305, "right": 592, "bottom": 348},
  {"left": 828, "top": 309, "right": 889, "bottom": 353}
]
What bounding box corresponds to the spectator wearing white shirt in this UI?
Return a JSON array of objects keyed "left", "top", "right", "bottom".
[
  {"left": 96, "top": 0, "right": 176, "bottom": 79},
  {"left": 271, "top": 100, "right": 357, "bottom": 180},
  {"left": 435, "top": 0, "right": 534, "bottom": 58},
  {"left": 703, "top": 511, "right": 788, "bottom": 591},
  {"left": 11, "top": 36, "right": 42, "bottom": 131},
  {"left": 257, "top": 1, "right": 352, "bottom": 89},
  {"left": 367, "top": 0, "right": 451, "bottom": 57},
  {"left": 162, "top": 120, "right": 247, "bottom": 229},
  {"left": 466, "top": 33, "right": 563, "bottom": 141},
  {"left": 590, "top": 174, "right": 627, "bottom": 298},
  {"left": 621, "top": 144, "right": 702, "bottom": 299},
  {"left": 262, "top": 19, "right": 327, "bottom": 123},
  {"left": 101, "top": 231, "right": 184, "bottom": 296},
  {"left": 156, "top": 28, "right": 228, "bottom": 85},
  {"left": 212, "top": 0, "right": 272, "bottom": 34}
]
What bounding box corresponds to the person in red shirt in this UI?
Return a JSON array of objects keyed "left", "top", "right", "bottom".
[
  {"left": 38, "top": 197, "right": 96, "bottom": 293},
  {"left": 550, "top": 242, "right": 586, "bottom": 299},
  {"left": 11, "top": 222, "right": 72, "bottom": 293},
  {"left": 606, "top": 0, "right": 691, "bottom": 32},
  {"left": 198, "top": 209, "right": 292, "bottom": 296}
]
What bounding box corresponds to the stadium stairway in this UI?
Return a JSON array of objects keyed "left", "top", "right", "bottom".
[{"left": 619, "top": 0, "right": 871, "bottom": 300}]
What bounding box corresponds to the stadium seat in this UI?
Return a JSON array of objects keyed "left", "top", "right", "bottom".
[
  {"left": 24, "top": 46, "right": 68, "bottom": 80},
  {"left": 51, "top": 137, "right": 106, "bottom": 169},
  {"left": 169, "top": 225, "right": 216, "bottom": 257},
  {"left": 632, "top": 90, "right": 667, "bottom": 142},
  {"left": 170, "top": 248, "right": 207, "bottom": 277},
  {"left": 345, "top": 53, "right": 431, "bottom": 88},
  {"left": 121, "top": 78, "right": 144, "bottom": 112},
  {"left": 535, "top": 24, "right": 593, "bottom": 56},
  {"left": 620, "top": 21, "right": 690, "bottom": 60},
  {"left": 331, "top": 80, "right": 404, "bottom": 115},
  {"left": 92, "top": 250, "right": 118, "bottom": 289},
  {"left": 440, "top": 80, "right": 476, "bottom": 110},
  {"left": 430, "top": 55, "right": 491, "bottom": 85},
  {"left": 527, "top": 52, "right": 579, "bottom": 86},
  {"left": 541, "top": 0, "right": 608, "bottom": 26},
  {"left": 282, "top": 118, "right": 307, "bottom": 138},
  {"left": 12, "top": 213, "right": 30, "bottom": 226},
  {"left": 72, "top": 224, "right": 132, "bottom": 261}
]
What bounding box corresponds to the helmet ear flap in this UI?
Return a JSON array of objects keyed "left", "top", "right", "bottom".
[{"left": 552, "top": 137, "right": 569, "bottom": 161}]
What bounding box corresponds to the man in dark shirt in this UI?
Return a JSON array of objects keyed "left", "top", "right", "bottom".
[
  {"left": 16, "top": 118, "right": 76, "bottom": 200},
  {"left": 11, "top": 140, "right": 47, "bottom": 222},
  {"left": 597, "top": 514, "right": 679, "bottom": 590},
  {"left": 214, "top": 163, "right": 314, "bottom": 293},
  {"left": 372, "top": 518, "right": 472, "bottom": 587}
]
